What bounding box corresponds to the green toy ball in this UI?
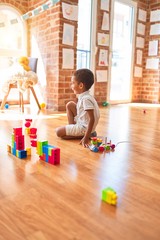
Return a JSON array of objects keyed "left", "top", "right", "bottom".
[{"left": 102, "top": 101, "right": 109, "bottom": 107}]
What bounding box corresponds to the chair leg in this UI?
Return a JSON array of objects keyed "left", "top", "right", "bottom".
[
  {"left": 30, "top": 87, "right": 41, "bottom": 110},
  {"left": 19, "top": 92, "right": 24, "bottom": 112},
  {"left": 0, "top": 88, "right": 11, "bottom": 110}
]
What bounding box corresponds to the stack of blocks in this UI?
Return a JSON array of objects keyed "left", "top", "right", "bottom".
[
  {"left": 7, "top": 127, "right": 30, "bottom": 159},
  {"left": 7, "top": 126, "right": 60, "bottom": 165},
  {"left": 37, "top": 141, "right": 60, "bottom": 165},
  {"left": 102, "top": 187, "right": 118, "bottom": 205}
]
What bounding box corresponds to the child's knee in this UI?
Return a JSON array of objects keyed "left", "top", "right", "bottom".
[
  {"left": 66, "top": 101, "right": 76, "bottom": 110},
  {"left": 55, "top": 127, "right": 61, "bottom": 137},
  {"left": 55, "top": 127, "right": 66, "bottom": 138}
]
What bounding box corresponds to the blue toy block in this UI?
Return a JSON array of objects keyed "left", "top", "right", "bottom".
[{"left": 18, "top": 150, "right": 27, "bottom": 159}]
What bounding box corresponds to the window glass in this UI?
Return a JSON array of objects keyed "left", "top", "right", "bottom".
[{"left": 77, "top": 0, "right": 92, "bottom": 69}]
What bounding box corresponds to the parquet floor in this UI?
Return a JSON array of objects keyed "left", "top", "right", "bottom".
[{"left": 0, "top": 103, "right": 160, "bottom": 240}]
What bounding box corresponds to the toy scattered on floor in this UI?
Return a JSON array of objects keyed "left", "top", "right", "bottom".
[
  {"left": 89, "top": 137, "right": 115, "bottom": 152},
  {"left": 143, "top": 109, "right": 146, "bottom": 114},
  {"left": 102, "top": 101, "right": 109, "bottom": 107},
  {"left": 4, "top": 103, "right": 9, "bottom": 109},
  {"left": 102, "top": 187, "right": 118, "bottom": 205},
  {"left": 40, "top": 102, "right": 46, "bottom": 109}
]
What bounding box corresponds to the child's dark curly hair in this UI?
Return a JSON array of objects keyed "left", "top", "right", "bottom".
[{"left": 73, "top": 68, "right": 94, "bottom": 90}]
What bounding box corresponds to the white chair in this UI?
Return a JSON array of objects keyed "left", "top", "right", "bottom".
[{"left": 0, "top": 57, "right": 41, "bottom": 112}]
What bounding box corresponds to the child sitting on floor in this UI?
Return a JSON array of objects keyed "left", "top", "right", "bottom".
[{"left": 56, "top": 68, "right": 100, "bottom": 147}]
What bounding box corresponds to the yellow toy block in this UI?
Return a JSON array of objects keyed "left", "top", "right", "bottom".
[
  {"left": 26, "top": 147, "right": 31, "bottom": 156},
  {"left": 7, "top": 144, "right": 11, "bottom": 153},
  {"left": 25, "top": 128, "right": 30, "bottom": 134}
]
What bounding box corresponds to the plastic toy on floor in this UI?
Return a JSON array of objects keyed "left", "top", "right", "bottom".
[
  {"left": 89, "top": 137, "right": 115, "bottom": 153},
  {"left": 102, "top": 187, "right": 118, "bottom": 205}
]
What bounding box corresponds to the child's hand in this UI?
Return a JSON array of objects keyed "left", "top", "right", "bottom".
[{"left": 80, "top": 136, "right": 89, "bottom": 148}]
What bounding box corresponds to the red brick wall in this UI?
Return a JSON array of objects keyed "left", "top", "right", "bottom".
[
  {"left": 28, "top": 0, "right": 78, "bottom": 110},
  {"left": 132, "top": 0, "right": 148, "bottom": 102},
  {"left": 94, "top": 0, "right": 109, "bottom": 105},
  {"left": 140, "top": 0, "right": 160, "bottom": 103}
]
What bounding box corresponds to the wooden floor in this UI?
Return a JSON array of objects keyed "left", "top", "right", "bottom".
[{"left": 0, "top": 103, "right": 160, "bottom": 240}]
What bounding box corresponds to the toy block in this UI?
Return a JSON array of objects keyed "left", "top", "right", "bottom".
[
  {"left": 102, "top": 187, "right": 118, "bottom": 205},
  {"left": 16, "top": 135, "right": 25, "bottom": 150},
  {"left": 16, "top": 150, "right": 19, "bottom": 157},
  {"left": 25, "top": 128, "right": 30, "bottom": 135},
  {"left": 12, "top": 134, "right": 15, "bottom": 143},
  {"left": 11, "top": 147, "right": 16, "bottom": 156},
  {"left": 42, "top": 145, "right": 55, "bottom": 162},
  {"left": 17, "top": 150, "right": 27, "bottom": 159},
  {"left": 25, "top": 119, "right": 32, "bottom": 122},
  {"left": 7, "top": 145, "right": 11, "bottom": 153},
  {"left": 25, "top": 122, "right": 31, "bottom": 128},
  {"left": 48, "top": 155, "right": 55, "bottom": 164},
  {"left": 37, "top": 140, "right": 48, "bottom": 156},
  {"left": 13, "top": 127, "right": 22, "bottom": 136},
  {"left": 30, "top": 128, "right": 37, "bottom": 134},
  {"left": 31, "top": 140, "right": 37, "bottom": 147},
  {"left": 26, "top": 148, "right": 31, "bottom": 156},
  {"left": 39, "top": 153, "right": 45, "bottom": 161},
  {"left": 30, "top": 134, "right": 37, "bottom": 139},
  {"left": 14, "top": 142, "right": 16, "bottom": 149},
  {"left": 51, "top": 148, "right": 60, "bottom": 165},
  {"left": 42, "top": 146, "right": 48, "bottom": 161}
]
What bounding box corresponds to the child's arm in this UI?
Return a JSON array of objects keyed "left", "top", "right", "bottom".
[{"left": 80, "top": 109, "right": 95, "bottom": 147}]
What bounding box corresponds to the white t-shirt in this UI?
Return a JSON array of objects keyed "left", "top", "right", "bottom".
[{"left": 76, "top": 91, "right": 100, "bottom": 132}]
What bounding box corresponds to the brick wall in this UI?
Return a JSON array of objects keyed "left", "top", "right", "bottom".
[
  {"left": 94, "top": 0, "right": 109, "bottom": 105},
  {"left": 132, "top": 0, "right": 148, "bottom": 102},
  {"left": 140, "top": 0, "right": 160, "bottom": 103},
  {"left": 28, "top": 0, "right": 78, "bottom": 110}
]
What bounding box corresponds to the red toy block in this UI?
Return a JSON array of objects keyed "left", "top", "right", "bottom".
[
  {"left": 51, "top": 148, "right": 60, "bottom": 165},
  {"left": 30, "top": 128, "right": 37, "bottom": 134},
  {"left": 31, "top": 140, "right": 37, "bottom": 147},
  {"left": 39, "top": 153, "right": 45, "bottom": 161},
  {"left": 30, "top": 134, "right": 37, "bottom": 139},
  {"left": 25, "top": 119, "right": 32, "bottom": 122},
  {"left": 13, "top": 127, "right": 22, "bottom": 136},
  {"left": 25, "top": 122, "right": 31, "bottom": 128},
  {"left": 16, "top": 135, "right": 25, "bottom": 150},
  {"left": 48, "top": 155, "right": 55, "bottom": 165}
]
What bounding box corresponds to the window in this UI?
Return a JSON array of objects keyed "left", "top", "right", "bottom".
[
  {"left": 0, "top": 5, "right": 27, "bottom": 69},
  {"left": 0, "top": 5, "right": 27, "bottom": 102},
  {"left": 77, "top": 0, "right": 92, "bottom": 69}
]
